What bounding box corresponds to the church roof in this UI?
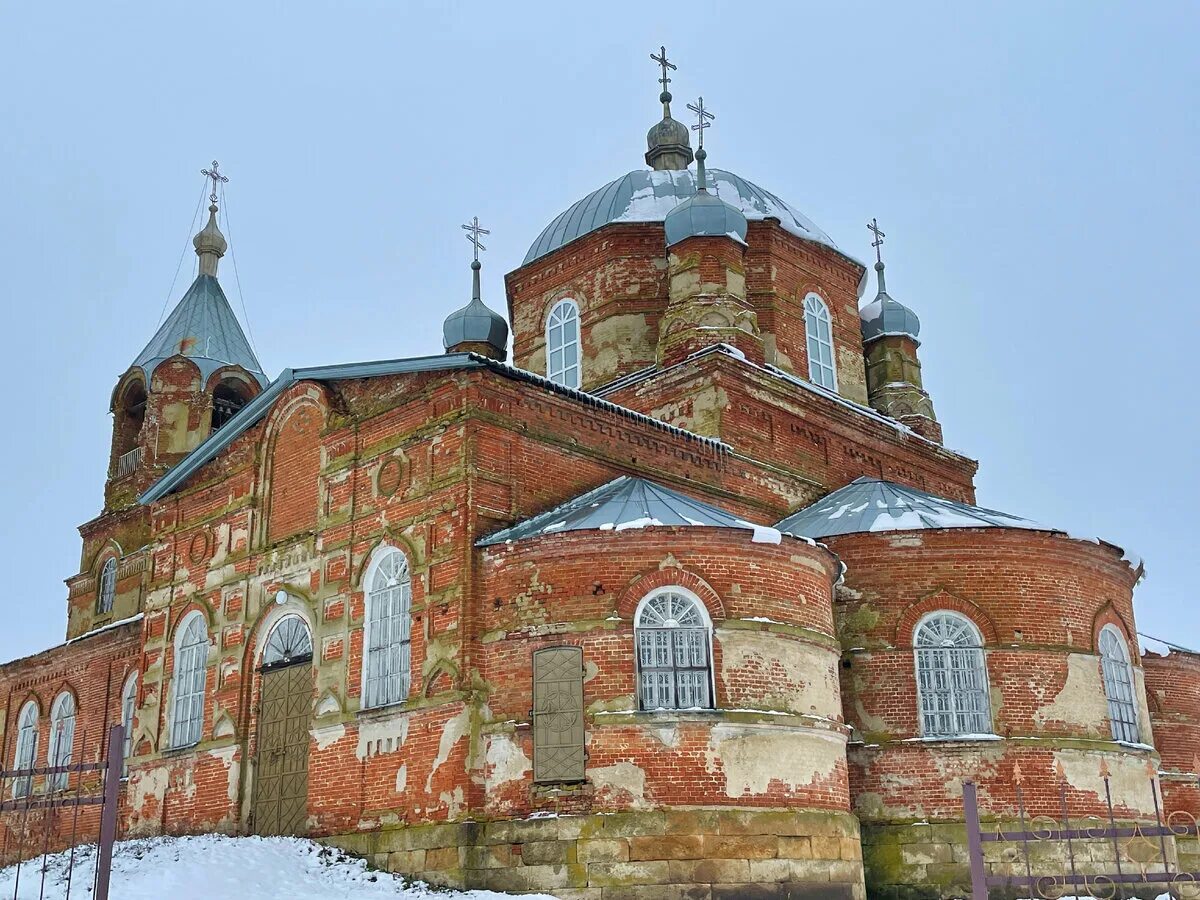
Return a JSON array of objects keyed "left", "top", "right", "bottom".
[
  {"left": 132, "top": 273, "right": 267, "bottom": 388},
  {"left": 775, "top": 477, "right": 1048, "bottom": 539},
  {"left": 523, "top": 168, "right": 840, "bottom": 265},
  {"left": 477, "top": 475, "right": 783, "bottom": 546}
]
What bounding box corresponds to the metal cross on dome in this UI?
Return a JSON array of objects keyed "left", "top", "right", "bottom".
[
  {"left": 867, "top": 217, "right": 886, "bottom": 264},
  {"left": 201, "top": 160, "right": 228, "bottom": 204},
  {"left": 687, "top": 97, "right": 714, "bottom": 148},
  {"left": 462, "top": 216, "right": 489, "bottom": 262},
  {"left": 651, "top": 45, "right": 675, "bottom": 92}
]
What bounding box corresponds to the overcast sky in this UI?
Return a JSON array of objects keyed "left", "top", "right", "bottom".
[{"left": 0, "top": 2, "right": 1196, "bottom": 662}]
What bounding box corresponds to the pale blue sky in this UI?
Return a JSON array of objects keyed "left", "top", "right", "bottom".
[{"left": 0, "top": 2, "right": 1196, "bottom": 662}]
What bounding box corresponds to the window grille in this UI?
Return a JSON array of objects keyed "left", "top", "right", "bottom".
[
  {"left": 12, "top": 702, "right": 38, "bottom": 798},
  {"left": 635, "top": 591, "right": 713, "bottom": 710},
  {"left": 47, "top": 693, "right": 76, "bottom": 792},
  {"left": 803, "top": 293, "right": 837, "bottom": 390},
  {"left": 914, "top": 612, "right": 992, "bottom": 737},
  {"left": 546, "top": 299, "right": 581, "bottom": 389},
  {"left": 170, "top": 614, "right": 208, "bottom": 748},
  {"left": 1099, "top": 626, "right": 1140, "bottom": 743},
  {"left": 262, "top": 616, "right": 313, "bottom": 668},
  {"left": 363, "top": 548, "right": 412, "bottom": 709},
  {"left": 97, "top": 557, "right": 117, "bottom": 615},
  {"left": 121, "top": 673, "right": 138, "bottom": 773}
]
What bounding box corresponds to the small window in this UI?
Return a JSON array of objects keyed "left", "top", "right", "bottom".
[
  {"left": 47, "top": 693, "right": 76, "bottom": 792},
  {"left": 212, "top": 379, "right": 251, "bottom": 433},
  {"left": 12, "top": 701, "right": 38, "bottom": 798},
  {"left": 170, "top": 613, "right": 209, "bottom": 748},
  {"left": 803, "top": 293, "right": 837, "bottom": 390},
  {"left": 635, "top": 589, "right": 714, "bottom": 710},
  {"left": 121, "top": 672, "right": 138, "bottom": 773},
  {"left": 97, "top": 557, "right": 117, "bottom": 615},
  {"left": 262, "top": 615, "right": 313, "bottom": 668},
  {"left": 546, "top": 299, "right": 581, "bottom": 389},
  {"left": 914, "top": 612, "right": 992, "bottom": 737},
  {"left": 362, "top": 547, "right": 412, "bottom": 709},
  {"left": 1099, "top": 625, "right": 1140, "bottom": 744}
]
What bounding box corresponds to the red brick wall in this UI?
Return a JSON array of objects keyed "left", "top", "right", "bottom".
[
  {"left": 267, "top": 400, "right": 323, "bottom": 544},
  {"left": 1143, "top": 651, "right": 1200, "bottom": 818}
]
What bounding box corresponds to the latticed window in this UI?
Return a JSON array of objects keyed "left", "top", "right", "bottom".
[
  {"left": 363, "top": 548, "right": 412, "bottom": 709},
  {"left": 635, "top": 590, "right": 713, "bottom": 710},
  {"left": 804, "top": 293, "right": 837, "bottom": 390},
  {"left": 263, "top": 615, "right": 313, "bottom": 668},
  {"left": 914, "top": 612, "right": 992, "bottom": 737},
  {"left": 1099, "top": 625, "right": 1140, "bottom": 743},
  {"left": 97, "top": 557, "right": 117, "bottom": 615},
  {"left": 121, "top": 672, "right": 138, "bottom": 773},
  {"left": 12, "top": 702, "right": 38, "bottom": 798},
  {"left": 47, "top": 693, "right": 76, "bottom": 792},
  {"left": 546, "top": 299, "right": 581, "bottom": 389},
  {"left": 170, "top": 613, "right": 208, "bottom": 748}
]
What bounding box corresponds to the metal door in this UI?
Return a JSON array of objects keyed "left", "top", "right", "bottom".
[{"left": 252, "top": 663, "right": 311, "bottom": 835}]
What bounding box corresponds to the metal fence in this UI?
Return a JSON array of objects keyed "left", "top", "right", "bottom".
[
  {"left": 964, "top": 763, "right": 1200, "bottom": 899},
  {"left": 0, "top": 725, "right": 122, "bottom": 900}
]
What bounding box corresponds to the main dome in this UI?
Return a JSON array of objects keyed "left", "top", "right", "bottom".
[{"left": 523, "top": 168, "right": 839, "bottom": 265}]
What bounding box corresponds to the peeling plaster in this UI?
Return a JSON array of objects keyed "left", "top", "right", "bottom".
[
  {"left": 1035, "top": 653, "right": 1109, "bottom": 736},
  {"left": 208, "top": 744, "right": 240, "bottom": 804},
  {"left": 589, "top": 761, "right": 649, "bottom": 808},
  {"left": 718, "top": 629, "right": 840, "bottom": 718},
  {"left": 1054, "top": 749, "right": 1157, "bottom": 815},
  {"left": 356, "top": 712, "right": 410, "bottom": 761},
  {"left": 440, "top": 786, "right": 465, "bottom": 819},
  {"left": 704, "top": 724, "right": 844, "bottom": 799},
  {"left": 312, "top": 722, "right": 346, "bottom": 751},
  {"left": 485, "top": 732, "right": 532, "bottom": 789},
  {"left": 426, "top": 706, "right": 472, "bottom": 791},
  {"left": 395, "top": 764, "right": 407, "bottom": 793}
]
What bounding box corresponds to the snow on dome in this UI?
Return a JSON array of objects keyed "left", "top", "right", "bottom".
[{"left": 523, "top": 168, "right": 841, "bottom": 265}]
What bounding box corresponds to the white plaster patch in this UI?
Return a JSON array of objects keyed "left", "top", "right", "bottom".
[
  {"left": 440, "top": 786, "right": 465, "bottom": 818},
  {"left": 704, "top": 724, "right": 844, "bottom": 799},
  {"left": 485, "top": 732, "right": 532, "bottom": 790},
  {"left": 588, "top": 761, "right": 649, "bottom": 808},
  {"left": 207, "top": 744, "right": 240, "bottom": 803},
  {"left": 717, "top": 629, "right": 841, "bottom": 718},
  {"left": 1054, "top": 748, "right": 1157, "bottom": 816},
  {"left": 886, "top": 535, "right": 924, "bottom": 548},
  {"left": 355, "top": 711, "right": 410, "bottom": 761},
  {"left": 395, "top": 764, "right": 407, "bottom": 794},
  {"left": 312, "top": 722, "right": 346, "bottom": 751},
  {"left": 1034, "top": 653, "right": 1109, "bottom": 736},
  {"left": 425, "top": 707, "right": 472, "bottom": 792}
]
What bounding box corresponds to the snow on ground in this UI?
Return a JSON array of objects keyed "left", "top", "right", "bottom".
[{"left": 0, "top": 834, "right": 559, "bottom": 900}]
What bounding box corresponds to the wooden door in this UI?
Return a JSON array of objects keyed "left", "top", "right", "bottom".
[{"left": 252, "top": 663, "right": 311, "bottom": 835}]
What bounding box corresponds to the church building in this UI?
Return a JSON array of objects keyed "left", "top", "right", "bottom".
[{"left": 1, "top": 54, "right": 1197, "bottom": 899}]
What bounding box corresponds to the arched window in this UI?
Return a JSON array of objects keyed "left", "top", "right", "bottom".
[
  {"left": 121, "top": 672, "right": 138, "bottom": 773},
  {"left": 262, "top": 615, "right": 313, "bottom": 668},
  {"left": 1099, "top": 625, "right": 1140, "bottom": 743},
  {"left": 212, "top": 379, "right": 252, "bottom": 433},
  {"left": 97, "top": 557, "right": 117, "bottom": 615},
  {"left": 362, "top": 547, "right": 412, "bottom": 709},
  {"left": 914, "top": 612, "right": 992, "bottom": 737},
  {"left": 112, "top": 379, "right": 147, "bottom": 471},
  {"left": 546, "top": 299, "right": 581, "bottom": 389},
  {"left": 803, "top": 293, "right": 837, "bottom": 390},
  {"left": 12, "top": 701, "right": 38, "bottom": 798},
  {"left": 170, "top": 612, "right": 209, "bottom": 748},
  {"left": 634, "top": 589, "right": 714, "bottom": 710},
  {"left": 47, "top": 693, "right": 76, "bottom": 792}
]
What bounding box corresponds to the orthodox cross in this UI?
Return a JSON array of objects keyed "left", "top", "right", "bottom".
[
  {"left": 462, "top": 216, "right": 489, "bottom": 262},
  {"left": 201, "top": 160, "right": 229, "bottom": 204},
  {"left": 867, "top": 217, "right": 886, "bottom": 264},
  {"left": 651, "top": 45, "right": 675, "bottom": 92},
  {"left": 687, "top": 97, "right": 714, "bottom": 148}
]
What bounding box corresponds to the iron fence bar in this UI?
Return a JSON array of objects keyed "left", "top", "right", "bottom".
[
  {"left": 1015, "top": 783, "right": 1034, "bottom": 889},
  {"left": 38, "top": 796, "right": 55, "bottom": 900},
  {"left": 962, "top": 781, "right": 988, "bottom": 900},
  {"left": 980, "top": 823, "right": 1197, "bottom": 842},
  {"left": 1150, "top": 774, "right": 1173, "bottom": 881},
  {"left": 1102, "top": 773, "right": 1126, "bottom": 899},
  {"left": 12, "top": 764, "right": 35, "bottom": 900},
  {"left": 63, "top": 731, "right": 87, "bottom": 900},
  {"left": 94, "top": 724, "right": 122, "bottom": 900},
  {"left": 986, "top": 871, "right": 1200, "bottom": 886},
  {"left": 0, "top": 763, "right": 104, "bottom": 779},
  {"left": 0, "top": 797, "right": 104, "bottom": 813},
  {"left": 1058, "top": 780, "right": 1081, "bottom": 892}
]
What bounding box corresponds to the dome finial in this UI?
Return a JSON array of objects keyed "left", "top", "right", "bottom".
[
  {"left": 645, "top": 46, "right": 694, "bottom": 171},
  {"left": 686, "top": 96, "right": 715, "bottom": 191},
  {"left": 193, "top": 161, "right": 229, "bottom": 277},
  {"left": 444, "top": 217, "right": 509, "bottom": 360},
  {"left": 868, "top": 217, "right": 887, "bottom": 294}
]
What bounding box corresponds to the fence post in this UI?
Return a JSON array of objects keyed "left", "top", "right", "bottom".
[
  {"left": 963, "top": 780, "right": 988, "bottom": 900},
  {"left": 94, "top": 724, "right": 123, "bottom": 900}
]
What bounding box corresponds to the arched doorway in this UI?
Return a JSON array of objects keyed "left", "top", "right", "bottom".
[{"left": 252, "top": 614, "right": 313, "bottom": 836}]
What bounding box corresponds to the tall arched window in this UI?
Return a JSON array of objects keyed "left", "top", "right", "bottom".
[
  {"left": 803, "top": 293, "right": 837, "bottom": 390},
  {"left": 546, "top": 299, "right": 581, "bottom": 389},
  {"left": 170, "top": 612, "right": 209, "bottom": 748},
  {"left": 12, "top": 701, "right": 38, "bottom": 798},
  {"left": 262, "top": 615, "right": 313, "bottom": 668},
  {"left": 635, "top": 588, "right": 714, "bottom": 710},
  {"left": 47, "top": 692, "right": 76, "bottom": 792},
  {"left": 1099, "top": 625, "right": 1140, "bottom": 743},
  {"left": 914, "top": 612, "right": 992, "bottom": 737},
  {"left": 362, "top": 547, "right": 412, "bottom": 709},
  {"left": 121, "top": 672, "right": 138, "bottom": 772},
  {"left": 97, "top": 557, "right": 117, "bottom": 615}
]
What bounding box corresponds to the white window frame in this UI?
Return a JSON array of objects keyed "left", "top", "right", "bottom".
[
  {"left": 170, "top": 611, "right": 209, "bottom": 749},
  {"left": 1099, "top": 624, "right": 1140, "bottom": 744},
  {"left": 47, "top": 692, "right": 76, "bottom": 792},
  {"left": 261, "top": 613, "right": 314, "bottom": 668},
  {"left": 121, "top": 671, "right": 138, "bottom": 773},
  {"left": 634, "top": 587, "right": 716, "bottom": 711},
  {"left": 97, "top": 557, "right": 117, "bottom": 615},
  {"left": 361, "top": 545, "right": 413, "bottom": 710},
  {"left": 12, "top": 701, "right": 38, "bottom": 798},
  {"left": 803, "top": 293, "right": 838, "bottom": 391},
  {"left": 546, "top": 299, "right": 582, "bottom": 389},
  {"left": 913, "top": 611, "right": 993, "bottom": 738}
]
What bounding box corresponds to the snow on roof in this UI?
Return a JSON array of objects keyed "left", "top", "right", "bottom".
[
  {"left": 775, "top": 477, "right": 1050, "bottom": 540},
  {"left": 478, "top": 475, "right": 785, "bottom": 547},
  {"left": 0, "top": 833, "right": 557, "bottom": 899}
]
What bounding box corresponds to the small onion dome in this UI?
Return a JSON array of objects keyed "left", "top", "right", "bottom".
[
  {"left": 860, "top": 289, "right": 921, "bottom": 343},
  {"left": 442, "top": 261, "right": 509, "bottom": 353},
  {"left": 664, "top": 161, "right": 749, "bottom": 247},
  {"left": 193, "top": 203, "right": 228, "bottom": 258}
]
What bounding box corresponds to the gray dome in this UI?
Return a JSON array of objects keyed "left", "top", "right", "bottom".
[
  {"left": 442, "top": 296, "right": 509, "bottom": 352},
  {"left": 664, "top": 190, "right": 748, "bottom": 246},
  {"left": 523, "top": 168, "right": 839, "bottom": 265},
  {"left": 860, "top": 291, "right": 921, "bottom": 343},
  {"left": 647, "top": 115, "right": 690, "bottom": 152}
]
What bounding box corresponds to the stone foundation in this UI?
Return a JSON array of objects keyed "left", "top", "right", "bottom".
[{"left": 327, "top": 808, "right": 865, "bottom": 898}]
